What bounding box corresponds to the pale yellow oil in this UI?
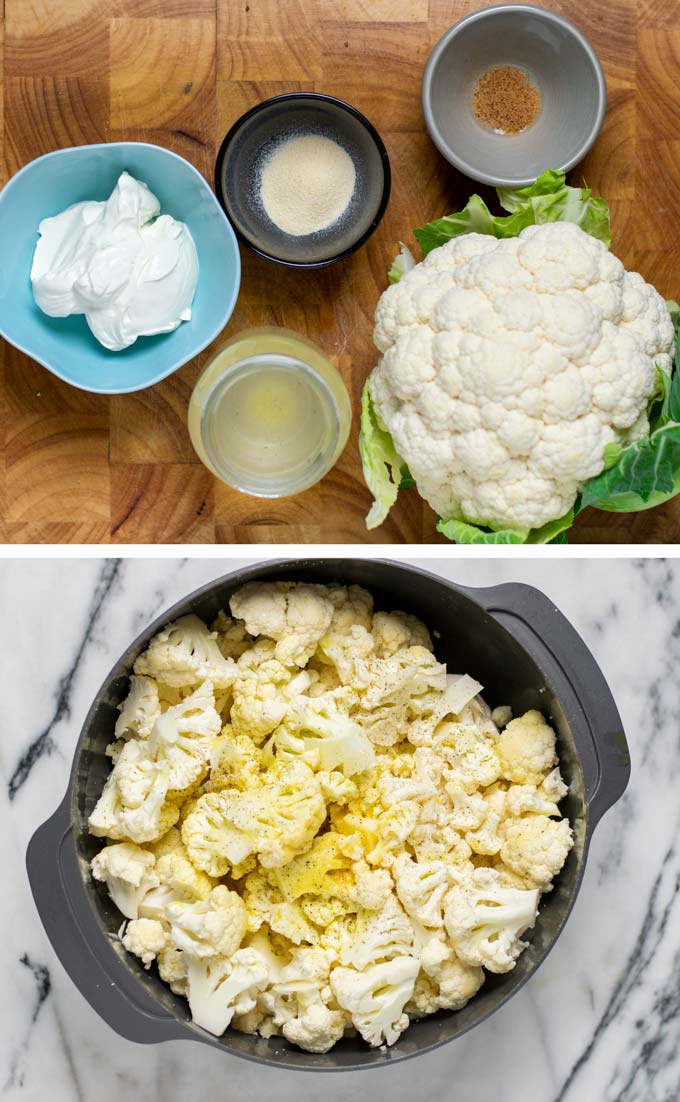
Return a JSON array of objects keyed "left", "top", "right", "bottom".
[{"left": 188, "top": 329, "right": 352, "bottom": 497}]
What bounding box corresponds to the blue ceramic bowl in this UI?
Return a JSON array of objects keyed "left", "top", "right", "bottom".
[{"left": 0, "top": 143, "right": 241, "bottom": 394}]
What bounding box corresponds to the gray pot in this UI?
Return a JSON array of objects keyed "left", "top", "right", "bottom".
[{"left": 27, "top": 559, "right": 629, "bottom": 1070}]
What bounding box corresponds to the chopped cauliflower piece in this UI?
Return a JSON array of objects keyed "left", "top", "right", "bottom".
[
  {"left": 330, "top": 956, "right": 420, "bottom": 1047},
  {"left": 393, "top": 854, "right": 450, "bottom": 928},
  {"left": 243, "top": 873, "right": 320, "bottom": 945},
  {"left": 339, "top": 896, "right": 414, "bottom": 970},
  {"left": 186, "top": 948, "right": 269, "bottom": 1036},
  {"left": 182, "top": 762, "right": 325, "bottom": 874},
  {"left": 211, "top": 611, "right": 254, "bottom": 660},
  {"left": 122, "top": 918, "right": 168, "bottom": 968},
  {"left": 230, "top": 640, "right": 299, "bottom": 741},
  {"left": 147, "top": 681, "right": 221, "bottom": 795},
  {"left": 158, "top": 946, "right": 188, "bottom": 995},
  {"left": 497, "top": 709, "right": 558, "bottom": 785},
  {"left": 90, "top": 842, "right": 158, "bottom": 920},
  {"left": 444, "top": 867, "right": 540, "bottom": 973},
  {"left": 273, "top": 690, "right": 376, "bottom": 776},
  {"left": 230, "top": 581, "right": 334, "bottom": 667},
  {"left": 282, "top": 1002, "right": 347, "bottom": 1054},
  {"left": 114, "top": 675, "right": 160, "bottom": 741},
  {"left": 168, "top": 884, "right": 247, "bottom": 958},
  {"left": 500, "top": 815, "right": 573, "bottom": 889},
  {"left": 371, "top": 610, "right": 432, "bottom": 657},
  {"left": 88, "top": 740, "right": 179, "bottom": 844},
  {"left": 135, "top": 614, "right": 237, "bottom": 690}
]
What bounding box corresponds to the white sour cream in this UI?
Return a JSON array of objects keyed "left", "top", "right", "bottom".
[{"left": 30, "top": 171, "right": 199, "bottom": 352}]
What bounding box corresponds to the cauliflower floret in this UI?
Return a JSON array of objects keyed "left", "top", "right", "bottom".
[
  {"left": 114, "top": 675, "right": 160, "bottom": 741},
  {"left": 444, "top": 867, "right": 540, "bottom": 973},
  {"left": 500, "top": 815, "right": 573, "bottom": 889},
  {"left": 407, "top": 934, "right": 484, "bottom": 1014},
  {"left": 317, "top": 770, "right": 358, "bottom": 805},
  {"left": 393, "top": 854, "right": 450, "bottom": 928},
  {"left": 465, "top": 811, "right": 504, "bottom": 856},
  {"left": 272, "top": 689, "right": 376, "bottom": 776},
  {"left": 352, "top": 861, "right": 393, "bottom": 911},
  {"left": 506, "top": 783, "right": 563, "bottom": 818},
  {"left": 301, "top": 896, "right": 353, "bottom": 927},
  {"left": 540, "top": 767, "right": 569, "bottom": 804},
  {"left": 357, "top": 647, "right": 449, "bottom": 746},
  {"left": 243, "top": 872, "right": 320, "bottom": 945},
  {"left": 434, "top": 724, "right": 501, "bottom": 791},
  {"left": 158, "top": 946, "right": 188, "bottom": 995},
  {"left": 167, "top": 885, "right": 247, "bottom": 958},
  {"left": 282, "top": 1002, "right": 348, "bottom": 1054},
  {"left": 210, "top": 611, "right": 254, "bottom": 660},
  {"left": 147, "top": 681, "right": 221, "bottom": 795},
  {"left": 182, "top": 762, "right": 325, "bottom": 875},
  {"left": 90, "top": 842, "right": 159, "bottom": 920},
  {"left": 230, "top": 581, "right": 334, "bottom": 668},
  {"left": 155, "top": 850, "right": 214, "bottom": 902},
  {"left": 230, "top": 640, "right": 300, "bottom": 742},
  {"left": 339, "top": 896, "right": 414, "bottom": 970},
  {"left": 371, "top": 610, "right": 432, "bottom": 657},
  {"left": 186, "top": 948, "right": 269, "bottom": 1037},
  {"left": 88, "top": 741, "right": 179, "bottom": 844},
  {"left": 406, "top": 673, "right": 485, "bottom": 747},
  {"left": 134, "top": 614, "right": 236, "bottom": 690},
  {"left": 314, "top": 585, "right": 376, "bottom": 686},
  {"left": 268, "top": 946, "right": 333, "bottom": 1017},
  {"left": 330, "top": 956, "right": 420, "bottom": 1047},
  {"left": 206, "top": 729, "right": 262, "bottom": 792},
  {"left": 497, "top": 710, "right": 558, "bottom": 784},
  {"left": 444, "top": 779, "right": 488, "bottom": 831},
  {"left": 122, "top": 918, "right": 169, "bottom": 968}
]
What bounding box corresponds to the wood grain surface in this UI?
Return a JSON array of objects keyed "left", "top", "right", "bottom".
[{"left": 1, "top": 0, "right": 679, "bottom": 545}]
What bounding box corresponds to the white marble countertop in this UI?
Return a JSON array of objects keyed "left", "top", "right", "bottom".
[{"left": 2, "top": 556, "right": 678, "bottom": 1102}]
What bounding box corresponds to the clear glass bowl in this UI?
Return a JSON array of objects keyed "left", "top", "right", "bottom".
[{"left": 188, "top": 328, "right": 352, "bottom": 497}]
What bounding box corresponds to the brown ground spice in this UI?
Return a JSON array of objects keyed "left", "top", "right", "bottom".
[{"left": 472, "top": 65, "right": 541, "bottom": 134}]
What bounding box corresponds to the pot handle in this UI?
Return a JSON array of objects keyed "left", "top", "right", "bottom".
[
  {"left": 473, "top": 582, "right": 630, "bottom": 832},
  {"left": 26, "top": 792, "right": 188, "bottom": 1045}
]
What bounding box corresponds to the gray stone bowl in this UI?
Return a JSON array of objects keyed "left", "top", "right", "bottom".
[{"left": 422, "top": 4, "right": 607, "bottom": 188}]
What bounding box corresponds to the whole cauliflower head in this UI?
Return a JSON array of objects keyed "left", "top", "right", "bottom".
[{"left": 370, "top": 223, "right": 675, "bottom": 532}]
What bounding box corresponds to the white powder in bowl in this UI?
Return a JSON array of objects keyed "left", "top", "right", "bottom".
[{"left": 259, "top": 133, "right": 356, "bottom": 237}]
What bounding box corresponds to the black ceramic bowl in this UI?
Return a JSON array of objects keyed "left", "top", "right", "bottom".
[
  {"left": 27, "top": 559, "right": 629, "bottom": 1071},
  {"left": 214, "top": 93, "right": 391, "bottom": 268}
]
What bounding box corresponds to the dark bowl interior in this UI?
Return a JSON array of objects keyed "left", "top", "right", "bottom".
[
  {"left": 215, "top": 94, "right": 390, "bottom": 267},
  {"left": 73, "top": 559, "right": 587, "bottom": 1070}
]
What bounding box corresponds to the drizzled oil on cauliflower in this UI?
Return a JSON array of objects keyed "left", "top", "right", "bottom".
[{"left": 88, "top": 581, "right": 574, "bottom": 1054}]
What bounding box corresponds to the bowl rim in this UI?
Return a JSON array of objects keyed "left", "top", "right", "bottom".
[
  {"left": 214, "top": 91, "right": 392, "bottom": 269},
  {"left": 421, "top": 2, "right": 608, "bottom": 188},
  {"left": 0, "top": 140, "right": 242, "bottom": 395}
]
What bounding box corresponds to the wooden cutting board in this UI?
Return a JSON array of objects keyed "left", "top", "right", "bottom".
[{"left": 1, "top": 0, "right": 678, "bottom": 545}]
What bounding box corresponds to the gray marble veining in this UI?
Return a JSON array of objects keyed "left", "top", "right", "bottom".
[{"left": 1, "top": 556, "right": 678, "bottom": 1102}]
